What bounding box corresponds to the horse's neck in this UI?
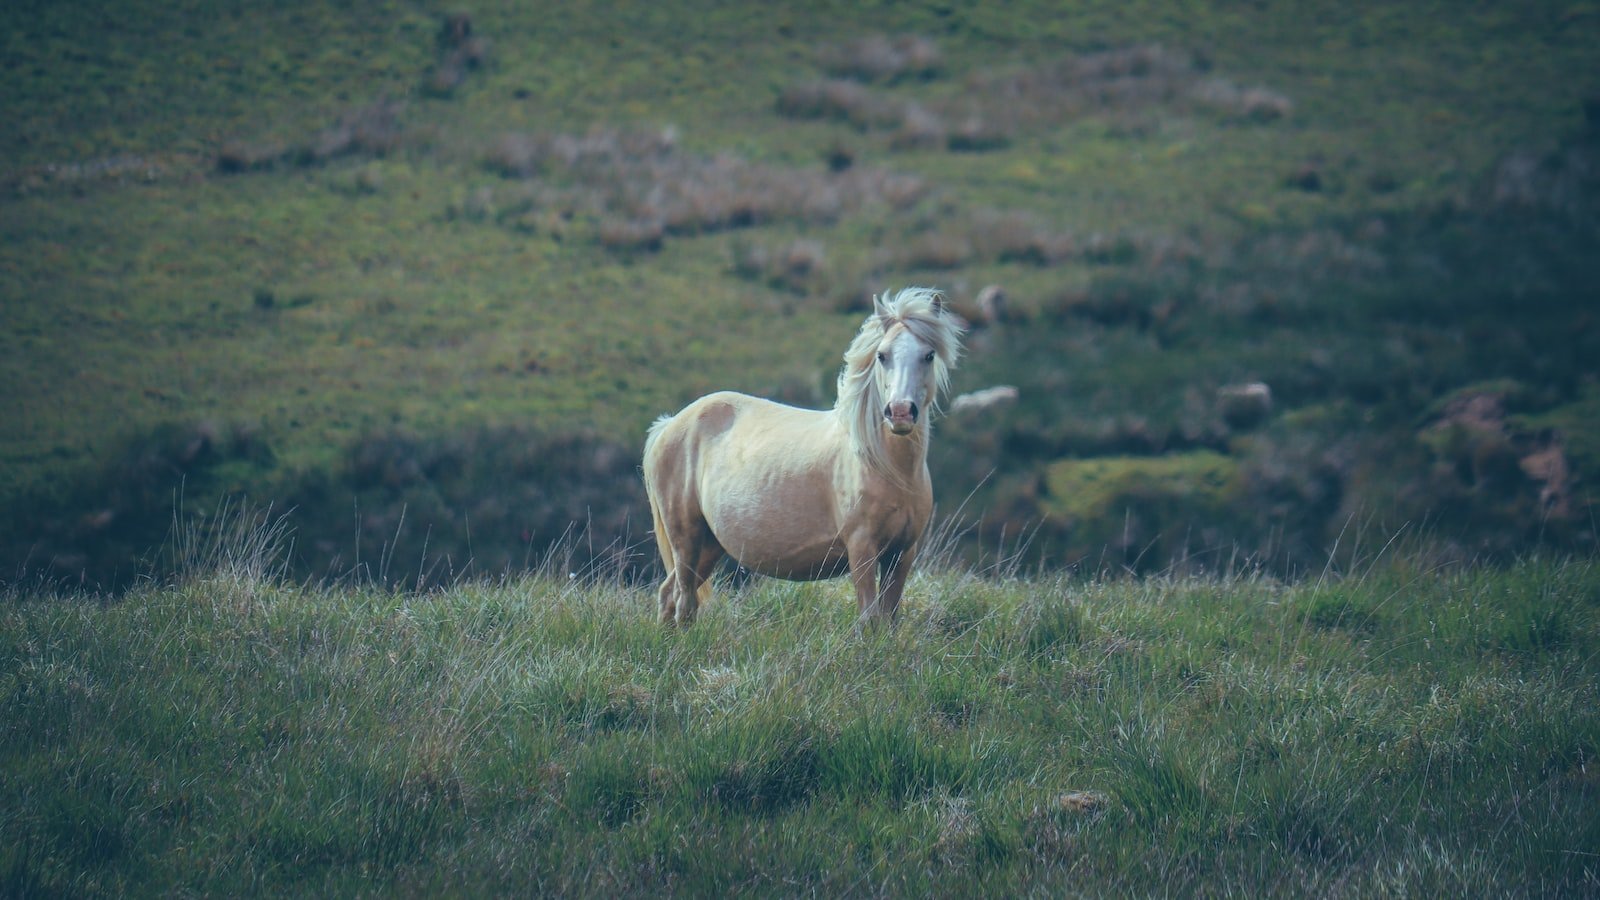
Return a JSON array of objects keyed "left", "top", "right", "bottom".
[
  {"left": 887, "top": 425, "right": 929, "bottom": 470},
  {"left": 835, "top": 393, "right": 930, "bottom": 485},
  {"left": 864, "top": 423, "right": 930, "bottom": 487}
]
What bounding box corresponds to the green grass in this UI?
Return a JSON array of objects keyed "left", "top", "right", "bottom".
[
  {"left": 4, "top": 538, "right": 1597, "bottom": 895},
  {"left": 6, "top": 5, "right": 1598, "bottom": 893}
]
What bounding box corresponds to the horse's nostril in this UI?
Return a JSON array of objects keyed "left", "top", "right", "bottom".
[{"left": 884, "top": 401, "right": 919, "bottom": 423}]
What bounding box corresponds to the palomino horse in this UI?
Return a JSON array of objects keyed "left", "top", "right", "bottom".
[{"left": 643, "top": 287, "right": 963, "bottom": 625}]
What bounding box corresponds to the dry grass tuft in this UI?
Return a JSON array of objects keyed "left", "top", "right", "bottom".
[
  {"left": 968, "top": 44, "right": 1293, "bottom": 133},
  {"left": 777, "top": 42, "right": 1288, "bottom": 159},
  {"left": 967, "top": 210, "right": 1078, "bottom": 266},
  {"left": 817, "top": 34, "right": 943, "bottom": 83},
  {"left": 1057, "top": 790, "right": 1108, "bottom": 814},
  {"left": 300, "top": 98, "right": 407, "bottom": 164},
  {"left": 479, "top": 126, "right": 928, "bottom": 252},
  {"left": 217, "top": 98, "right": 409, "bottom": 173},
  {"left": 899, "top": 231, "right": 975, "bottom": 270},
  {"left": 777, "top": 79, "right": 905, "bottom": 130},
  {"left": 597, "top": 217, "right": 665, "bottom": 252},
  {"left": 731, "top": 238, "right": 829, "bottom": 293}
]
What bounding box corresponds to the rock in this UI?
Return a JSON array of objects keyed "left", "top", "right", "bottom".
[
  {"left": 950, "top": 385, "right": 1019, "bottom": 416},
  {"left": 1286, "top": 163, "right": 1322, "bottom": 192},
  {"left": 1217, "top": 382, "right": 1272, "bottom": 429},
  {"left": 975, "top": 284, "right": 1008, "bottom": 325}
]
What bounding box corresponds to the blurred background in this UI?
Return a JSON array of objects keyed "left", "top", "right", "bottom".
[{"left": 3, "top": 0, "right": 1597, "bottom": 590}]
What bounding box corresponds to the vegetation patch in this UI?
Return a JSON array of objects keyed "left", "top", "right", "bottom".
[
  {"left": 3, "top": 547, "right": 1595, "bottom": 895},
  {"left": 1040, "top": 451, "right": 1244, "bottom": 569}
]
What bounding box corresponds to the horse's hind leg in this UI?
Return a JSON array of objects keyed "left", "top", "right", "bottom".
[
  {"left": 656, "top": 571, "right": 681, "bottom": 625},
  {"left": 673, "top": 533, "right": 723, "bottom": 625},
  {"left": 658, "top": 518, "right": 723, "bottom": 626}
]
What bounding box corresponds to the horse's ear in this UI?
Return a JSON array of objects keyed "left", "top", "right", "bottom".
[
  {"left": 932, "top": 291, "right": 948, "bottom": 316},
  {"left": 872, "top": 291, "right": 891, "bottom": 322}
]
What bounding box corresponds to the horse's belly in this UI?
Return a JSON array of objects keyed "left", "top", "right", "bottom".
[
  {"left": 702, "top": 495, "right": 850, "bottom": 582},
  {"left": 745, "top": 545, "right": 852, "bottom": 581}
]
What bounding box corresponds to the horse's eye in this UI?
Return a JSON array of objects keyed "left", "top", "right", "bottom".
[
  {"left": 876, "top": 351, "right": 888, "bottom": 364},
  {"left": 923, "top": 351, "right": 935, "bottom": 363}
]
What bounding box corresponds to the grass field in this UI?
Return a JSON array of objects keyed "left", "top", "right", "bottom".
[
  {"left": 3, "top": 517, "right": 1596, "bottom": 894},
  {"left": 4, "top": 9, "right": 1599, "bottom": 889}
]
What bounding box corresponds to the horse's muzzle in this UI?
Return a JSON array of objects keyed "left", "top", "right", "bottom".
[{"left": 884, "top": 400, "right": 918, "bottom": 434}]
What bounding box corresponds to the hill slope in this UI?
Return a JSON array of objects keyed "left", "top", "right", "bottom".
[{"left": 2, "top": 1, "right": 1598, "bottom": 585}]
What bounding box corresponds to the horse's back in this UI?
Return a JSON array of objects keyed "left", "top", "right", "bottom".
[{"left": 649, "top": 391, "right": 826, "bottom": 458}]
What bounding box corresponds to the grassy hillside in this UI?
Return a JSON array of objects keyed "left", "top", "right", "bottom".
[
  {"left": 3, "top": 534, "right": 1597, "bottom": 894},
  {"left": 3, "top": 0, "right": 1599, "bottom": 585}
]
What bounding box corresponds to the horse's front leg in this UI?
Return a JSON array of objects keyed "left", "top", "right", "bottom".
[
  {"left": 873, "top": 548, "right": 914, "bottom": 624},
  {"left": 850, "top": 545, "right": 911, "bottom": 627},
  {"left": 847, "top": 541, "right": 882, "bottom": 622}
]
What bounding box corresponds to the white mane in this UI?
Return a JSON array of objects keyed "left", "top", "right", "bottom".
[{"left": 835, "top": 287, "right": 964, "bottom": 478}]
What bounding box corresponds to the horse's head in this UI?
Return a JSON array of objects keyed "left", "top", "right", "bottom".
[
  {"left": 868, "top": 289, "right": 960, "bottom": 436},
  {"left": 873, "top": 322, "right": 937, "bottom": 436},
  {"left": 838, "top": 288, "right": 964, "bottom": 468}
]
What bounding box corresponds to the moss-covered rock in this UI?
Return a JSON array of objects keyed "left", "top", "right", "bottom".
[
  {"left": 1040, "top": 451, "right": 1245, "bottom": 569},
  {"left": 1515, "top": 384, "right": 1600, "bottom": 486},
  {"left": 1512, "top": 383, "right": 1600, "bottom": 525}
]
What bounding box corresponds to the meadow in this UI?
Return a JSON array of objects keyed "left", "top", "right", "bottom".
[
  {"left": 3, "top": 5, "right": 1599, "bottom": 891},
  {"left": 3, "top": 516, "right": 1597, "bottom": 895}
]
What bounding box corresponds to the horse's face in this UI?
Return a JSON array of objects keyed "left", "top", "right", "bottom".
[{"left": 875, "top": 325, "right": 937, "bottom": 436}]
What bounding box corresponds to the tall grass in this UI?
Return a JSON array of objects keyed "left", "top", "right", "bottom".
[{"left": 2, "top": 518, "right": 1596, "bottom": 895}]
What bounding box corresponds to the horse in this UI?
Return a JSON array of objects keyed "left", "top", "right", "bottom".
[{"left": 643, "top": 286, "right": 964, "bottom": 625}]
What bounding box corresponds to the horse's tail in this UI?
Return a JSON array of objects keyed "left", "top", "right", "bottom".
[
  {"left": 642, "top": 414, "right": 676, "bottom": 576},
  {"left": 643, "top": 412, "right": 712, "bottom": 608},
  {"left": 648, "top": 492, "right": 673, "bottom": 575}
]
